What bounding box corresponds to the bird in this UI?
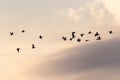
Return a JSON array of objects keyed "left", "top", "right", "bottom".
[
  {"left": 77, "top": 38, "right": 81, "bottom": 42},
  {"left": 10, "top": 32, "right": 14, "bottom": 36},
  {"left": 85, "top": 40, "right": 90, "bottom": 42},
  {"left": 39, "top": 35, "right": 43, "bottom": 39},
  {"left": 21, "top": 30, "right": 25, "bottom": 33},
  {"left": 95, "top": 32, "right": 99, "bottom": 37},
  {"left": 70, "top": 38, "right": 73, "bottom": 41},
  {"left": 108, "top": 30, "right": 113, "bottom": 34},
  {"left": 80, "top": 34, "right": 85, "bottom": 37},
  {"left": 71, "top": 32, "right": 76, "bottom": 38},
  {"left": 16, "top": 48, "right": 20, "bottom": 53},
  {"left": 88, "top": 31, "right": 92, "bottom": 34},
  {"left": 96, "top": 36, "right": 102, "bottom": 40},
  {"left": 32, "top": 44, "right": 36, "bottom": 49},
  {"left": 62, "top": 36, "right": 67, "bottom": 41}
]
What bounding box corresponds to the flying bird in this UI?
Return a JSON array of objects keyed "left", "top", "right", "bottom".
[
  {"left": 32, "top": 44, "right": 36, "bottom": 49},
  {"left": 108, "top": 30, "right": 113, "bottom": 34},
  {"left": 39, "top": 35, "right": 43, "bottom": 39},
  {"left": 16, "top": 48, "right": 20, "bottom": 53},
  {"left": 71, "top": 32, "right": 76, "bottom": 38},
  {"left": 21, "top": 30, "right": 25, "bottom": 33},
  {"left": 62, "top": 36, "right": 67, "bottom": 41},
  {"left": 80, "top": 34, "right": 85, "bottom": 37},
  {"left": 10, "top": 32, "right": 14, "bottom": 36},
  {"left": 70, "top": 38, "right": 73, "bottom": 41},
  {"left": 77, "top": 38, "right": 81, "bottom": 42},
  {"left": 88, "top": 31, "right": 92, "bottom": 34},
  {"left": 95, "top": 32, "right": 100, "bottom": 37},
  {"left": 96, "top": 36, "right": 102, "bottom": 40},
  {"left": 85, "top": 40, "right": 90, "bottom": 42}
]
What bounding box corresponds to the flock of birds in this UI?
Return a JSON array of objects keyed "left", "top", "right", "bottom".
[
  {"left": 62, "top": 30, "right": 113, "bottom": 42},
  {"left": 10, "top": 30, "right": 44, "bottom": 53},
  {"left": 9, "top": 29, "right": 113, "bottom": 53}
]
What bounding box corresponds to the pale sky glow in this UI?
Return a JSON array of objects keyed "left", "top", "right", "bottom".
[{"left": 0, "top": 0, "right": 120, "bottom": 80}]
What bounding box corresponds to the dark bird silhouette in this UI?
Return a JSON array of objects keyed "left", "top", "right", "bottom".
[
  {"left": 77, "top": 38, "right": 81, "bottom": 42},
  {"left": 96, "top": 36, "right": 102, "bottom": 40},
  {"left": 62, "top": 36, "right": 67, "bottom": 41},
  {"left": 39, "top": 35, "right": 43, "bottom": 39},
  {"left": 85, "top": 40, "right": 90, "bottom": 42},
  {"left": 108, "top": 30, "right": 113, "bottom": 34},
  {"left": 70, "top": 38, "right": 73, "bottom": 41},
  {"left": 88, "top": 31, "right": 92, "bottom": 34},
  {"left": 32, "top": 44, "right": 36, "bottom": 49},
  {"left": 16, "top": 48, "right": 20, "bottom": 53},
  {"left": 10, "top": 32, "right": 14, "bottom": 36},
  {"left": 21, "top": 30, "right": 25, "bottom": 33},
  {"left": 80, "top": 34, "right": 85, "bottom": 37},
  {"left": 71, "top": 32, "right": 76, "bottom": 38},
  {"left": 95, "top": 32, "right": 99, "bottom": 37}
]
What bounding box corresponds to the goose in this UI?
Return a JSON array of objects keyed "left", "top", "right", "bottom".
[
  {"left": 80, "top": 34, "right": 85, "bottom": 37},
  {"left": 16, "top": 48, "right": 20, "bottom": 53},
  {"left": 10, "top": 32, "right": 14, "bottom": 36},
  {"left": 32, "top": 44, "right": 36, "bottom": 49},
  {"left": 96, "top": 36, "right": 102, "bottom": 40},
  {"left": 62, "top": 36, "right": 67, "bottom": 41},
  {"left": 108, "top": 30, "right": 113, "bottom": 34},
  {"left": 95, "top": 32, "right": 99, "bottom": 37}
]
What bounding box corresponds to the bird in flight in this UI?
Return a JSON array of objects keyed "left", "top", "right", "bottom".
[
  {"left": 108, "top": 30, "right": 113, "bottom": 34},
  {"left": 80, "top": 34, "right": 85, "bottom": 37},
  {"left": 69, "top": 32, "right": 76, "bottom": 41},
  {"left": 10, "top": 32, "right": 14, "bottom": 36},
  {"left": 88, "top": 31, "right": 92, "bottom": 34},
  {"left": 32, "top": 44, "right": 36, "bottom": 49},
  {"left": 62, "top": 36, "right": 67, "bottom": 41},
  {"left": 21, "top": 30, "right": 25, "bottom": 33},
  {"left": 77, "top": 38, "right": 81, "bottom": 42},
  {"left": 16, "top": 48, "right": 20, "bottom": 53},
  {"left": 71, "top": 32, "right": 76, "bottom": 38},
  {"left": 70, "top": 38, "right": 73, "bottom": 41},
  {"left": 39, "top": 35, "right": 44, "bottom": 39},
  {"left": 96, "top": 36, "right": 102, "bottom": 40},
  {"left": 95, "top": 32, "right": 100, "bottom": 37},
  {"left": 85, "top": 40, "right": 90, "bottom": 42}
]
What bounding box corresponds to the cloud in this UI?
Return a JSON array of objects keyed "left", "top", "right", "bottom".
[
  {"left": 100, "top": 0, "right": 120, "bottom": 24},
  {"left": 26, "top": 38, "right": 120, "bottom": 80},
  {"left": 59, "top": 0, "right": 114, "bottom": 25},
  {"left": 66, "top": 8, "right": 81, "bottom": 22}
]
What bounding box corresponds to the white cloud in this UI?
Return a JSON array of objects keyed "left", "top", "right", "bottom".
[
  {"left": 59, "top": 0, "right": 114, "bottom": 25},
  {"left": 66, "top": 8, "right": 81, "bottom": 22},
  {"left": 100, "top": 0, "right": 120, "bottom": 24},
  {"left": 57, "top": 0, "right": 120, "bottom": 38}
]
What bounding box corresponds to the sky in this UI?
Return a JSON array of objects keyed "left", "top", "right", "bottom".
[{"left": 0, "top": 0, "right": 120, "bottom": 80}]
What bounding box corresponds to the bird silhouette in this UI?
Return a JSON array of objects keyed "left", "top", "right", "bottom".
[
  {"left": 16, "top": 48, "right": 20, "bottom": 53},
  {"left": 71, "top": 32, "right": 76, "bottom": 38},
  {"left": 39, "top": 35, "right": 43, "bottom": 39},
  {"left": 80, "top": 34, "right": 85, "bottom": 37},
  {"left": 85, "top": 40, "right": 90, "bottom": 42},
  {"left": 62, "top": 36, "right": 67, "bottom": 41},
  {"left": 10, "top": 32, "right": 14, "bottom": 36},
  {"left": 88, "top": 31, "right": 92, "bottom": 34},
  {"left": 70, "top": 38, "right": 73, "bottom": 41},
  {"left": 32, "top": 44, "right": 36, "bottom": 49},
  {"left": 77, "top": 38, "right": 81, "bottom": 42},
  {"left": 21, "top": 30, "right": 25, "bottom": 33},
  {"left": 95, "top": 32, "right": 99, "bottom": 37},
  {"left": 96, "top": 36, "right": 102, "bottom": 40},
  {"left": 109, "top": 30, "right": 113, "bottom": 34}
]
